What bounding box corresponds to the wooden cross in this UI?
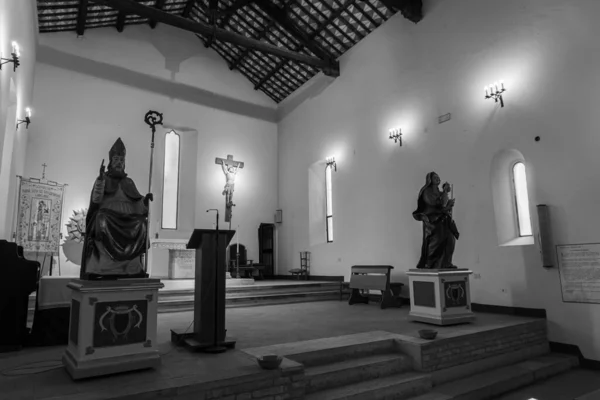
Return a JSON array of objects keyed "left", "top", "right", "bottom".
[
  {"left": 42, "top": 163, "right": 47, "bottom": 179},
  {"left": 214, "top": 154, "right": 244, "bottom": 169}
]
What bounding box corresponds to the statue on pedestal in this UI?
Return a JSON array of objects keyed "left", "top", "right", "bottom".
[
  {"left": 80, "top": 138, "right": 153, "bottom": 280},
  {"left": 413, "top": 172, "right": 460, "bottom": 269}
]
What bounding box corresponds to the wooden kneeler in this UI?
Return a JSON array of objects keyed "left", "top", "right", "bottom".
[{"left": 348, "top": 265, "right": 396, "bottom": 309}]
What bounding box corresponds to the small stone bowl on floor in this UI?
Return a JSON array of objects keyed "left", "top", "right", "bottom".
[
  {"left": 418, "top": 329, "right": 438, "bottom": 340},
  {"left": 257, "top": 354, "right": 282, "bottom": 370}
]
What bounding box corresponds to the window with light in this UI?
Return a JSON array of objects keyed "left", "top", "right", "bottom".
[
  {"left": 512, "top": 161, "right": 532, "bottom": 237},
  {"left": 161, "top": 130, "right": 180, "bottom": 230},
  {"left": 325, "top": 164, "right": 333, "bottom": 243}
]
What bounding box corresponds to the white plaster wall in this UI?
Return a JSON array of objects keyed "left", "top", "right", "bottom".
[
  {"left": 0, "top": 0, "right": 37, "bottom": 239},
  {"left": 27, "top": 26, "right": 278, "bottom": 277},
  {"left": 39, "top": 24, "right": 274, "bottom": 108},
  {"left": 277, "top": 0, "right": 600, "bottom": 360}
]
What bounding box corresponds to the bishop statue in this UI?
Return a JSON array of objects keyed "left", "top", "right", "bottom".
[{"left": 80, "top": 138, "right": 153, "bottom": 280}]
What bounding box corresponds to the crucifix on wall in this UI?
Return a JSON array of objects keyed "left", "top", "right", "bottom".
[{"left": 215, "top": 154, "right": 244, "bottom": 224}]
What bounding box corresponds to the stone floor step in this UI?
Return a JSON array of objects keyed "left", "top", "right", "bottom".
[
  {"left": 305, "top": 372, "right": 431, "bottom": 400},
  {"left": 244, "top": 331, "right": 403, "bottom": 369},
  {"left": 407, "top": 353, "right": 579, "bottom": 400},
  {"left": 306, "top": 353, "right": 413, "bottom": 394},
  {"left": 156, "top": 290, "right": 340, "bottom": 312}
]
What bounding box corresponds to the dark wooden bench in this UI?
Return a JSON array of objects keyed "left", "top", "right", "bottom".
[
  {"left": 347, "top": 265, "right": 402, "bottom": 309},
  {"left": 229, "top": 261, "right": 265, "bottom": 279}
]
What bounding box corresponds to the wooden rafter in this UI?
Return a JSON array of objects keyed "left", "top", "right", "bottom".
[
  {"left": 228, "top": 18, "right": 275, "bottom": 71},
  {"left": 226, "top": 0, "right": 293, "bottom": 72},
  {"left": 219, "top": 0, "right": 255, "bottom": 21},
  {"left": 205, "top": 0, "right": 219, "bottom": 47},
  {"left": 149, "top": 0, "right": 168, "bottom": 29},
  {"left": 116, "top": 10, "right": 127, "bottom": 32},
  {"left": 254, "top": 0, "right": 334, "bottom": 62},
  {"left": 254, "top": 0, "right": 356, "bottom": 91},
  {"left": 76, "top": 0, "right": 88, "bottom": 36},
  {"left": 379, "top": 0, "right": 422, "bottom": 23},
  {"left": 182, "top": 0, "right": 196, "bottom": 18},
  {"left": 90, "top": 0, "right": 339, "bottom": 73}
]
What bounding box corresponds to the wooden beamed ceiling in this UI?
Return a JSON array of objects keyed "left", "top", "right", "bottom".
[{"left": 37, "top": 0, "right": 423, "bottom": 103}]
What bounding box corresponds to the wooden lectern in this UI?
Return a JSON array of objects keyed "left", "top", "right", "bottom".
[{"left": 170, "top": 229, "right": 236, "bottom": 352}]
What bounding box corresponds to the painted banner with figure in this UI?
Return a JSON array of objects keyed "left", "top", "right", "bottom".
[{"left": 16, "top": 178, "right": 66, "bottom": 253}]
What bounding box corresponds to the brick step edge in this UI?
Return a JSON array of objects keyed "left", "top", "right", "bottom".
[{"left": 408, "top": 353, "right": 579, "bottom": 400}]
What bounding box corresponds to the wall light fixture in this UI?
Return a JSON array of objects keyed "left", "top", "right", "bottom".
[
  {"left": 0, "top": 42, "right": 21, "bottom": 72},
  {"left": 325, "top": 156, "right": 337, "bottom": 171},
  {"left": 485, "top": 81, "right": 506, "bottom": 107},
  {"left": 16, "top": 108, "right": 32, "bottom": 130},
  {"left": 389, "top": 128, "right": 402, "bottom": 146}
]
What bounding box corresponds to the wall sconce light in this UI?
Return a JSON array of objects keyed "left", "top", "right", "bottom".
[
  {"left": 389, "top": 128, "right": 402, "bottom": 146},
  {"left": 0, "top": 42, "right": 21, "bottom": 72},
  {"left": 16, "top": 108, "right": 32, "bottom": 130},
  {"left": 325, "top": 156, "right": 337, "bottom": 171},
  {"left": 485, "top": 80, "right": 506, "bottom": 107}
]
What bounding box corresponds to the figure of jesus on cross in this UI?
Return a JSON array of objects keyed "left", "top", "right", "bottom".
[{"left": 215, "top": 154, "right": 244, "bottom": 223}]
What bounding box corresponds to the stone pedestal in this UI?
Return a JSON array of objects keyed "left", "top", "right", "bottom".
[
  {"left": 407, "top": 268, "right": 475, "bottom": 326},
  {"left": 62, "top": 278, "right": 164, "bottom": 380}
]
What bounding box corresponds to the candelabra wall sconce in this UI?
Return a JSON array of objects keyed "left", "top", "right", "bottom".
[
  {"left": 326, "top": 156, "right": 337, "bottom": 171},
  {"left": 485, "top": 81, "right": 506, "bottom": 107},
  {"left": 1, "top": 42, "right": 21, "bottom": 72},
  {"left": 389, "top": 128, "right": 402, "bottom": 146},
  {"left": 16, "top": 108, "right": 32, "bottom": 130}
]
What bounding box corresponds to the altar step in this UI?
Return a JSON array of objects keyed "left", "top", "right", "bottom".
[
  {"left": 304, "top": 353, "right": 577, "bottom": 400},
  {"left": 158, "top": 282, "right": 341, "bottom": 312},
  {"left": 27, "top": 281, "right": 341, "bottom": 315}
]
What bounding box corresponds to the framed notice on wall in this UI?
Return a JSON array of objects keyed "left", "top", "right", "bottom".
[{"left": 556, "top": 243, "right": 600, "bottom": 304}]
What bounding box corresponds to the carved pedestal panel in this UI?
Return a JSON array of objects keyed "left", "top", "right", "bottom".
[
  {"left": 62, "top": 278, "right": 164, "bottom": 380},
  {"left": 407, "top": 269, "right": 475, "bottom": 326}
]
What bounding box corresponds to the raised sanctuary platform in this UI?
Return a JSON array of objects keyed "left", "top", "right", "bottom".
[{"left": 2, "top": 303, "right": 578, "bottom": 400}]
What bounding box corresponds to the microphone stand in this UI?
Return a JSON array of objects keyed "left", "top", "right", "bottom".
[{"left": 205, "top": 209, "right": 226, "bottom": 354}]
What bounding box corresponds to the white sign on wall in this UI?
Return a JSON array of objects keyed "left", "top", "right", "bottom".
[{"left": 556, "top": 243, "right": 600, "bottom": 304}]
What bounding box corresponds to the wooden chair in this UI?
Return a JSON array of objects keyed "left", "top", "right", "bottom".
[
  {"left": 289, "top": 251, "right": 310, "bottom": 280},
  {"left": 228, "top": 244, "right": 264, "bottom": 279}
]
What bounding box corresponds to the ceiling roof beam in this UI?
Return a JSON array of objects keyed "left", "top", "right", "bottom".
[
  {"left": 91, "top": 0, "right": 338, "bottom": 73},
  {"left": 289, "top": 0, "right": 348, "bottom": 50},
  {"left": 379, "top": 0, "right": 423, "bottom": 23},
  {"left": 219, "top": 0, "right": 255, "bottom": 22},
  {"left": 116, "top": 10, "right": 127, "bottom": 32},
  {"left": 149, "top": 0, "right": 168, "bottom": 29},
  {"left": 228, "top": 19, "right": 274, "bottom": 71},
  {"left": 254, "top": 0, "right": 356, "bottom": 91},
  {"left": 204, "top": 0, "right": 219, "bottom": 47},
  {"left": 182, "top": 0, "right": 196, "bottom": 18},
  {"left": 254, "top": 0, "right": 334, "bottom": 63},
  {"left": 76, "top": 0, "right": 89, "bottom": 36}
]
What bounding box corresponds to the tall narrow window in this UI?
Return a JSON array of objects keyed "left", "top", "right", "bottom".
[
  {"left": 162, "top": 130, "right": 180, "bottom": 229},
  {"left": 325, "top": 164, "right": 333, "bottom": 242},
  {"left": 512, "top": 161, "right": 532, "bottom": 236}
]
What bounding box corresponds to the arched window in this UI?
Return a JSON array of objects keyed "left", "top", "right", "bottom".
[
  {"left": 325, "top": 163, "right": 333, "bottom": 243},
  {"left": 512, "top": 161, "right": 532, "bottom": 237},
  {"left": 490, "top": 149, "right": 534, "bottom": 246},
  {"left": 161, "top": 130, "right": 180, "bottom": 230}
]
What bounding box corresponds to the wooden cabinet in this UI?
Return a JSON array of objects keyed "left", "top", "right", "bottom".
[{"left": 258, "top": 223, "right": 275, "bottom": 277}]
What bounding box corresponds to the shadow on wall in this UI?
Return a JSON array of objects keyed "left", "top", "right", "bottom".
[
  {"left": 277, "top": 74, "right": 337, "bottom": 121},
  {"left": 36, "top": 45, "right": 277, "bottom": 123}
]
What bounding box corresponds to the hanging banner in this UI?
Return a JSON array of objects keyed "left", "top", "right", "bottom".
[{"left": 16, "top": 178, "right": 66, "bottom": 254}]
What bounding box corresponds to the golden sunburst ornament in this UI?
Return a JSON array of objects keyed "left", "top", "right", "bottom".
[{"left": 65, "top": 208, "right": 87, "bottom": 243}]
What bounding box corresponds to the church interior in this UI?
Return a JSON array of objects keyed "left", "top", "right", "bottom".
[{"left": 2, "top": 0, "right": 600, "bottom": 399}]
